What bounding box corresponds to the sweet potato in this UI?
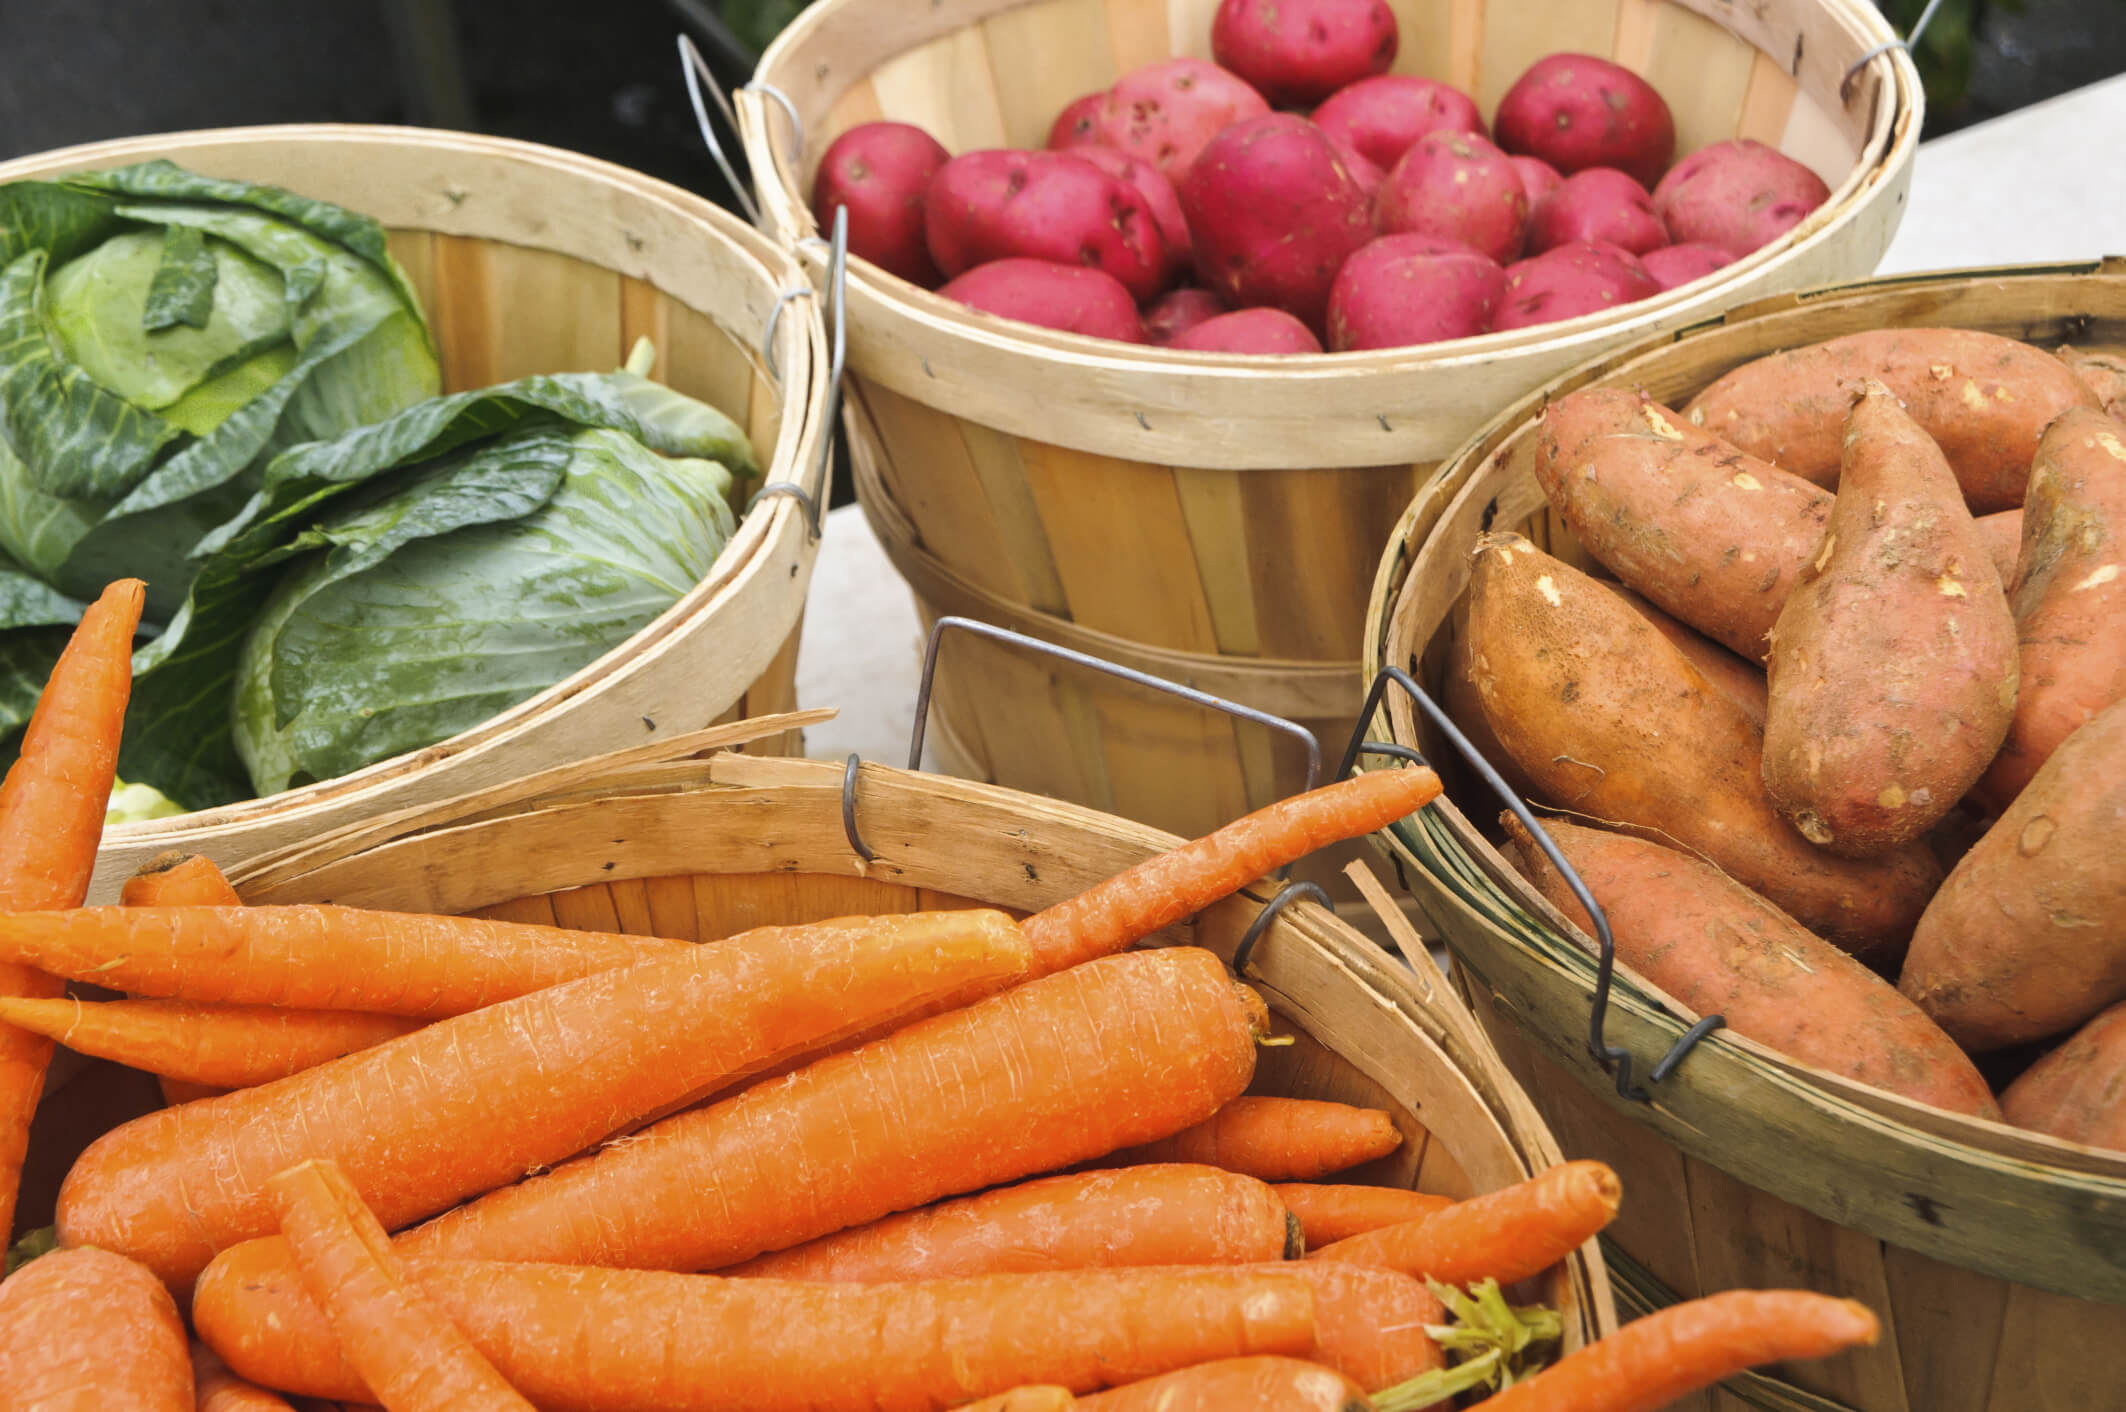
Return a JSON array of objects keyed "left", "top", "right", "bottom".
[
  {"left": 811, "top": 121, "right": 951, "bottom": 287},
  {"left": 1526, "top": 167, "right": 1666, "bottom": 256},
  {"left": 1492, "top": 240, "right": 1657, "bottom": 331},
  {"left": 939, "top": 259, "right": 1146, "bottom": 343},
  {"left": 1641, "top": 241, "right": 1735, "bottom": 291},
  {"left": 1143, "top": 287, "right": 1227, "bottom": 345},
  {"left": 1463, "top": 531, "right": 1942, "bottom": 959},
  {"left": 1373, "top": 129, "right": 1528, "bottom": 265},
  {"left": 1999, "top": 999, "right": 2126, "bottom": 1152},
  {"left": 1051, "top": 59, "right": 1271, "bottom": 184},
  {"left": 1900, "top": 695, "right": 2126, "bottom": 1050},
  {"left": 2059, "top": 344, "right": 2126, "bottom": 416},
  {"left": 1326, "top": 235, "right": 1504, "bottom": 350},
  {"left": 1652, "top": 139, "right": 1828, "bottom": 256},
  {"left": 1604, "top": 584, "right": 1767, "bottom": 725},
  {"left": 1067, "top": 146, "right": 1192, "bottom": 286},
  {"left": 1211, "top": 0, "right": 1398, "bottom": 107},
  {"left": 926, "top": 150, "right": 1171, "bottom": 302},
  {"left": 1443, "top": 610, "right": 1542, "bottom": 803},
  {"left": 1493, "top": 53, "right": 1675, "bottom": 188},
  {"left": 1511, "top": 155, "right": 1564, "bottom": 207},
  {"left": 1503, "top": 815, "right": 1999, "bottom": 1118},
  {"left": 1974, "top": 509, "right": 2024, "bottom": 585},
  {"left": 1179, "top": 114, "right": 1375, "bottom": 332},
  {"left": 1762, "top": 382, "right": 2018, "bottom": 856},
  {"left": 1973, "top": 407, "right": 2126, "bottom": 809},
  {"left": 1169, "top": 308, "right": 1324, "bottom": 354},
  {"left": 1683, "top": 328, "right": 2102, "bottom": 510},
  {"left": 1312, "top": 74, "right": 1485, "bottom": 170}
]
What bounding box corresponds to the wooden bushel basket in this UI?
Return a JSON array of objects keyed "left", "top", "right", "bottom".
[
  {"left": 0, "top": 126, "right": 833, "bottom": 902},
  {"left": 735, "top": 0, "right": 1921, "bottom": 867},
  {"left": 1362, "top": 260, "right": 2126, "bottom": 1412}
]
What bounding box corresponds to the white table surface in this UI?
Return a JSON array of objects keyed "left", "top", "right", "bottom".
[{"left": 793, "top": 75, "right": 2126, "bottom": 767}]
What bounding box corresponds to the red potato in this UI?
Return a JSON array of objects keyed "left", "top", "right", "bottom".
[
  {"left": 1493, "top": 53, "right": 1675, "bottom": 188},
  {"left": 1067, "top": 145, "right": 1193, "bottom": 284},
  {"left": 1643, "top": 241, "right": 1737, "bottom": 291},
  {"left": 1050, "top": 59, "right": 1270, "bottom": 184},
  {"left": 1179, "top": 114, "right": 1374, "bottom": 332},
  {"left": 1653, "top": 139, "right": 1831, "bottom": 255},
  {"left": 1373, "top": 129, "right": 1529, "bottom": 265},
  {"left": 939, "top": 259, "right": 1146, "bottom": 343},
  {"left": 1326, "top": 236, "right": 1506, "bottom": 350},
  {"left": 810, "top": 122, "right": 951, "bottom": 287},
  {"left": 2000, "top": 999, "right": 2126, "bottom": 1153},
  {"left": 925, "top": 150, "right": 1170, "bottom": 301},
  {"left": 1511, "top": 154, "right": 1564, "bottom": 206},
  {"left": 1169, "top": 308, "right": 1324, "bottom": 354},
  {"left": 1143, "top": 287, "right": 1227, "bottom": 345},
  {"left": 1322, "top": 134, "right": 1384, "bottom": 196},
  {"left": 1493, "top": 240, "right": 1658, "bottom": 331},
  {"left": 1526, "top": 167, "right": 1667, "bottom": 256},
  {"left": 1313, "top": 74, "right": 1486, "bottom": 170},
  {"left": 1211, "top": 0, "right": 1399, "bottom": 107}
]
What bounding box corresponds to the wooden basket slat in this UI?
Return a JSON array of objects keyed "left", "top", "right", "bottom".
[
  {"left": 850, "top": 386, "right": 1037, "bottom": 606},
  {"left": 1103, "top": 0, "right": 1173, "bottom": 71},
  {"left": 1171, "top": 469, "right": 1264, "bottom": 656},
  {"left": 979, "top": 0, "right": 1116, "bottom": 148},
  {"left": 1018, "top": 449, "right": 1223, "bottom": 652},
  {"left": 1477, "top": 0, "right": 1624, "bottom": 114},
  {"left": 1630, "top": 2, "right": 1763, "bottom": 162}
]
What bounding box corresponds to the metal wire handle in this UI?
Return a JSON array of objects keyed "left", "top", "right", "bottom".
[
  {"left": 749, "top": 207, "right": 847, "bottom": 540},
  {"left": 1842, "top": 0, "right": 1945, "bottom": 99},
  {"left": 1231, "top": 880, "right": 1333, "bottom": 975},
  {"left": 678, "top": 33, "right": 760, "bottom": 225},
  {"left": 1343, "top": 666, "right": 1723, "bottom": 1103}
]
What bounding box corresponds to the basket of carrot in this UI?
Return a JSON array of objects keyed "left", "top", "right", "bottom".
[{"left": 0, "top": 583, "right": 1881, "bottom": 1410}]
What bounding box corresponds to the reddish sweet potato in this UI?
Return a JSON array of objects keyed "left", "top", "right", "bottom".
[
  {"left": 1526, "top": 167, "right": 1666, "bottom": 256},
  {"left": 1974, "top": 408, "right": 2126, "bottom": 809},
  {"left": 1143, "top": 287, "right": 1228, "bottom": 345},
  {"left": 1211, "top": 0, "right": 1398, "bottom": 107},
  {"left": 2000, "top": 999, "right": 2126, "bottom": 1152},
  {"left": 1492, "top": 240, "right": 1658, "bottom": 331},
  {"left": 925, "top": 150, "right": 1170, "bottom": 301},
  {"left": 1493, "top": 53, "right": 1675, "bottom": 188},
  {"left": 1326, "top": 236, "right": 1504, "bottom": 350},
  {"left": 811, "top": 121, "right": 951, "bottom": 287},
  {"left": 1068, "top": 145, "right": 1193, "bottom": 284},
  {"left": 938, "top": 259, "right": 1146, "bottom": 343},
  {"left": 1463, "top": 531, "right": 1942, "bottom": 959},
  {"left": 2059, "top": 345, "right": 2126, "bottom": 417},
  {"left": 1180, "top": 114, "right": 1375, "bottom": 332},
  {"left": 1051, "top": 60, "right": 1271, "bottom": 184},
  {"left": 1511, "top": 155, "right": 1564, "bottom": 207},
  {"left": 1901, "top": 695, "right": 2126, "bottom": 1050},
  {"left": 1683, "top": 328, "right": 2102, "bottom": 509},
  {"left": 1642, "top": 241, "right": 1736, "bottom": 291},
  {"left": 1373, "top": 129, "right": 1528, "bottom": 265},
  {"left": 1503, "top": 815, "right": 1998, "bottom": 1118},
  {"left": 1533, "top": 387, "right": 1834, "bottom": 662},
  {"left": 1652, "top": 139, "right": 1829, "bottom": 256},
  {"left": 1313, "top": 74, "right": 1485, "bottom": 169},
  {"left": 1974, "top": 508, "right": 2024, "bottom": 585},
  {"left": 1168, "top": 308, "right": 1324, "bottom": 354}
]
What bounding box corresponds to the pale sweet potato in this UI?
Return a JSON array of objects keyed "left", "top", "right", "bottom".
[
  {"left": 1973, "top": 408, "right": 2126, "bottom": 809},
  {"left": 1762, "top": 383, "right": 2018, "bottom": 857},
  {"left": 2000, "top": 998, "right": 2126, "bottom": 1152},
  {"left": 1900, "top": 695, "right": 2126, "bottom": 1051},
  {"left": 1142, "top": 287, "right": 1227, "bottom": 345},
  {"left": 1651, "top": 139, "right": 1828, "bottom": 255},
  {"left": 1641, "top": 242, "right": 1736, "bottom": 292},
  {"left": 811, "top": 121, "right": 951, "bottom": 287},
  {"left": 1211, "top": 0, "right": 1398, "bottom": 107},
  {"left": 1604, "top": 584, "right": 1767, "bottom": 725},
  {"left": 1532, "top": 387, "right": 1832, "bottom": 662},
  {"left": 1067, "top": 146, "right": 1193, "bottom": 286},
  {"left": 1373, "top": 129, "right": 1528, "bottom": 265},
  {"left": 1503, "top": 815, "right": 1998, "bottom": 1118},
  {"left": 1167, "top": 307, "right": 1324, "bottom": 354},
  {"left": 2059, "top": 344, "right": 2126, "bottom": 417},
  {"left": 1525, "top": 168, "right": 1666, "bottom": 256},
  {"left": 1683, "top": 328, "right": 2101, "bottom": 510},
  {"left": 1491, "top": 241, "right": 1657, "bottom": 331},
  {"left": 1326, "top": 235, "right": 1504, "bottom": 350},
  {"left": 937, "top": 259, "right": 1146, "bottom": 343},
  {"left": 925, "top": 150, "right": 1170, "bottom": 301},
  {"left": 1049, "top": 59, "right": 1271, "bottom": 184},
  {"left": 1313, "top": 74, "right": 1485, "bottom": 170},
  {"left": 1974, "top": 508, "right": 2024, "bottom": 584},
  {"left": 1492, "top": 53, "right": 1674, "bottom": 188},
  {"left": 1463, "top": 531, "right": 1942, "bottom": 959}
]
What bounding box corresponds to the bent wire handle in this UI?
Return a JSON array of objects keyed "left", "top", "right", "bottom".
[
  {"left": 751, "top": 208, "right": 847, "bottom": 540},
  {"left": 1841, "top": 0, "right": 1945, "bottom": 100},
  {"left": 1341, "top": 666, "right": 1723, "bottom": 1103},
  {"left": 678, "top": 33, "right": 760, "bottom": 225}
]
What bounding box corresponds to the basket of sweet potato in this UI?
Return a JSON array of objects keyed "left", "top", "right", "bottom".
[{"left": 1362, "top": 256, "right": 2126, "bottom": 1412}]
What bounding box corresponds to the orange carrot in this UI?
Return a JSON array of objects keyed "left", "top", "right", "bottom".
[
  {"left": 392, "top": 947, "right": 1265, "bottom": 1274},
  {"left": 0, "top": 579, "right": 144, "bottom": 1239},
  {"left": 58, "top": 909, "right": 1032, "bottom": 1289},
  {"left": 724, "top": 1165, "right": 1298, "bottom": 1280},
  {"left": 1263, "top": 1259, "right": 1444, "bottom": 1391},
  {"left": 0, "top": 904, "right": 691, "bottom": 1018},
  {"left": 1311, "top": 1161, "right": 1620, "bottom": 1288},
  {"left": 1274, "top": 1184, "right": 1455, "bottom": 1248},
  {"left": 1456, "top": 1291, "right": 1878, "bottom": 1412},
  {"left": 123, "top": 851, "right": 243, "bottom": 908},
  {"left": 1022, "top": 767, "right": 1442, "bottom": 973},
  {"left": 195, "top": 1342, "right": 297, "bottom": 1411},
  {"left": 191, "top": 1243, "right": 1320, "bottom": 1408},
  {"left": 271, "top": 1159, "right": 532, "bottom": 1411},
  {"left": 0, "top": 995, "right": 420, "bottom": 1089},
  {"left": 0, "top": 1244, "right": 192, "bottom": 1409},
  {"left": 161, "top": 1076, "right": 226, "bottom": 1106},
  {"left": 1106, "top": 1098, "right": 1406, "bottom": 1181},
  {"left": 955, "top": 1390, "right": 1076, "bottom": 1411},
  {"left": 1079, "top": 1356, "right": 1374, "bottom": 1411}
]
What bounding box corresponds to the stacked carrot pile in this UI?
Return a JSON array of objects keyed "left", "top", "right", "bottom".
[{"left": 0, "top": 580, "right": 1877, "bottom": 1411}]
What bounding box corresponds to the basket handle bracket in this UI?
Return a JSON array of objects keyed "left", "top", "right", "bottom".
[{"left": 1841, "top": 0, "right": 1945, "bottom": 102}]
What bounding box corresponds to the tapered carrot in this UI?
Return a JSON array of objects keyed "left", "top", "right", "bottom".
[
  {"left": 393, "top": 947, "right": 1265, "bottom": 1274},
  {"left": 1106, "top": 1097, "right": 1406, "bottom": 1181},
  {"left": 1079, "top": 1357, "right": 1374, "bottom": 1411},
  {"left": 0, "top": 995, "right": 420, "bottom": 1089},
  {"left": 58, "top": 909, "right": 1032, "bottom": 1289},
  {"left": 191, "top": 1243, "right": 1320, "bottom": 1409},
  {"left": 956, "top": 1390, "right": 1076, "bottom": 1411},
  {"left": 1264, "top": 1259, "right": 1444, "bottom": 1391},
  {"left": 1274, "top": 1184, "right": 1456, "bottom": 1247},
  {"left": 1023, "top": 766, "right": 1441, "bottom": 973},
  {"left": 0, "top": 904, "right": 691, "bottom": 1018},
  {"left": 724, "top": 1165, "right": 1298, "bottom": 1280},
  {"left": 0, "top": 1244, "right": 192, "bottom": 1409},
  {"left": 195, "top": 1342, "right": 298, "bottom": 1411},
  {"left": 1312, "top": 1161, "right": 1620, "bottom": 1288},
  {"left": 271, "top": 1159, "right": 532, "bottom": 1411},
  {"left": 123, "top": 851, "right": 243, "bottom": 908},
  {"left": 1444, "top": 1291, "right": 1879, "bottom": 1412},
  {"left": 0, "top": 579, "right": 144, "bottom": 1239}
]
